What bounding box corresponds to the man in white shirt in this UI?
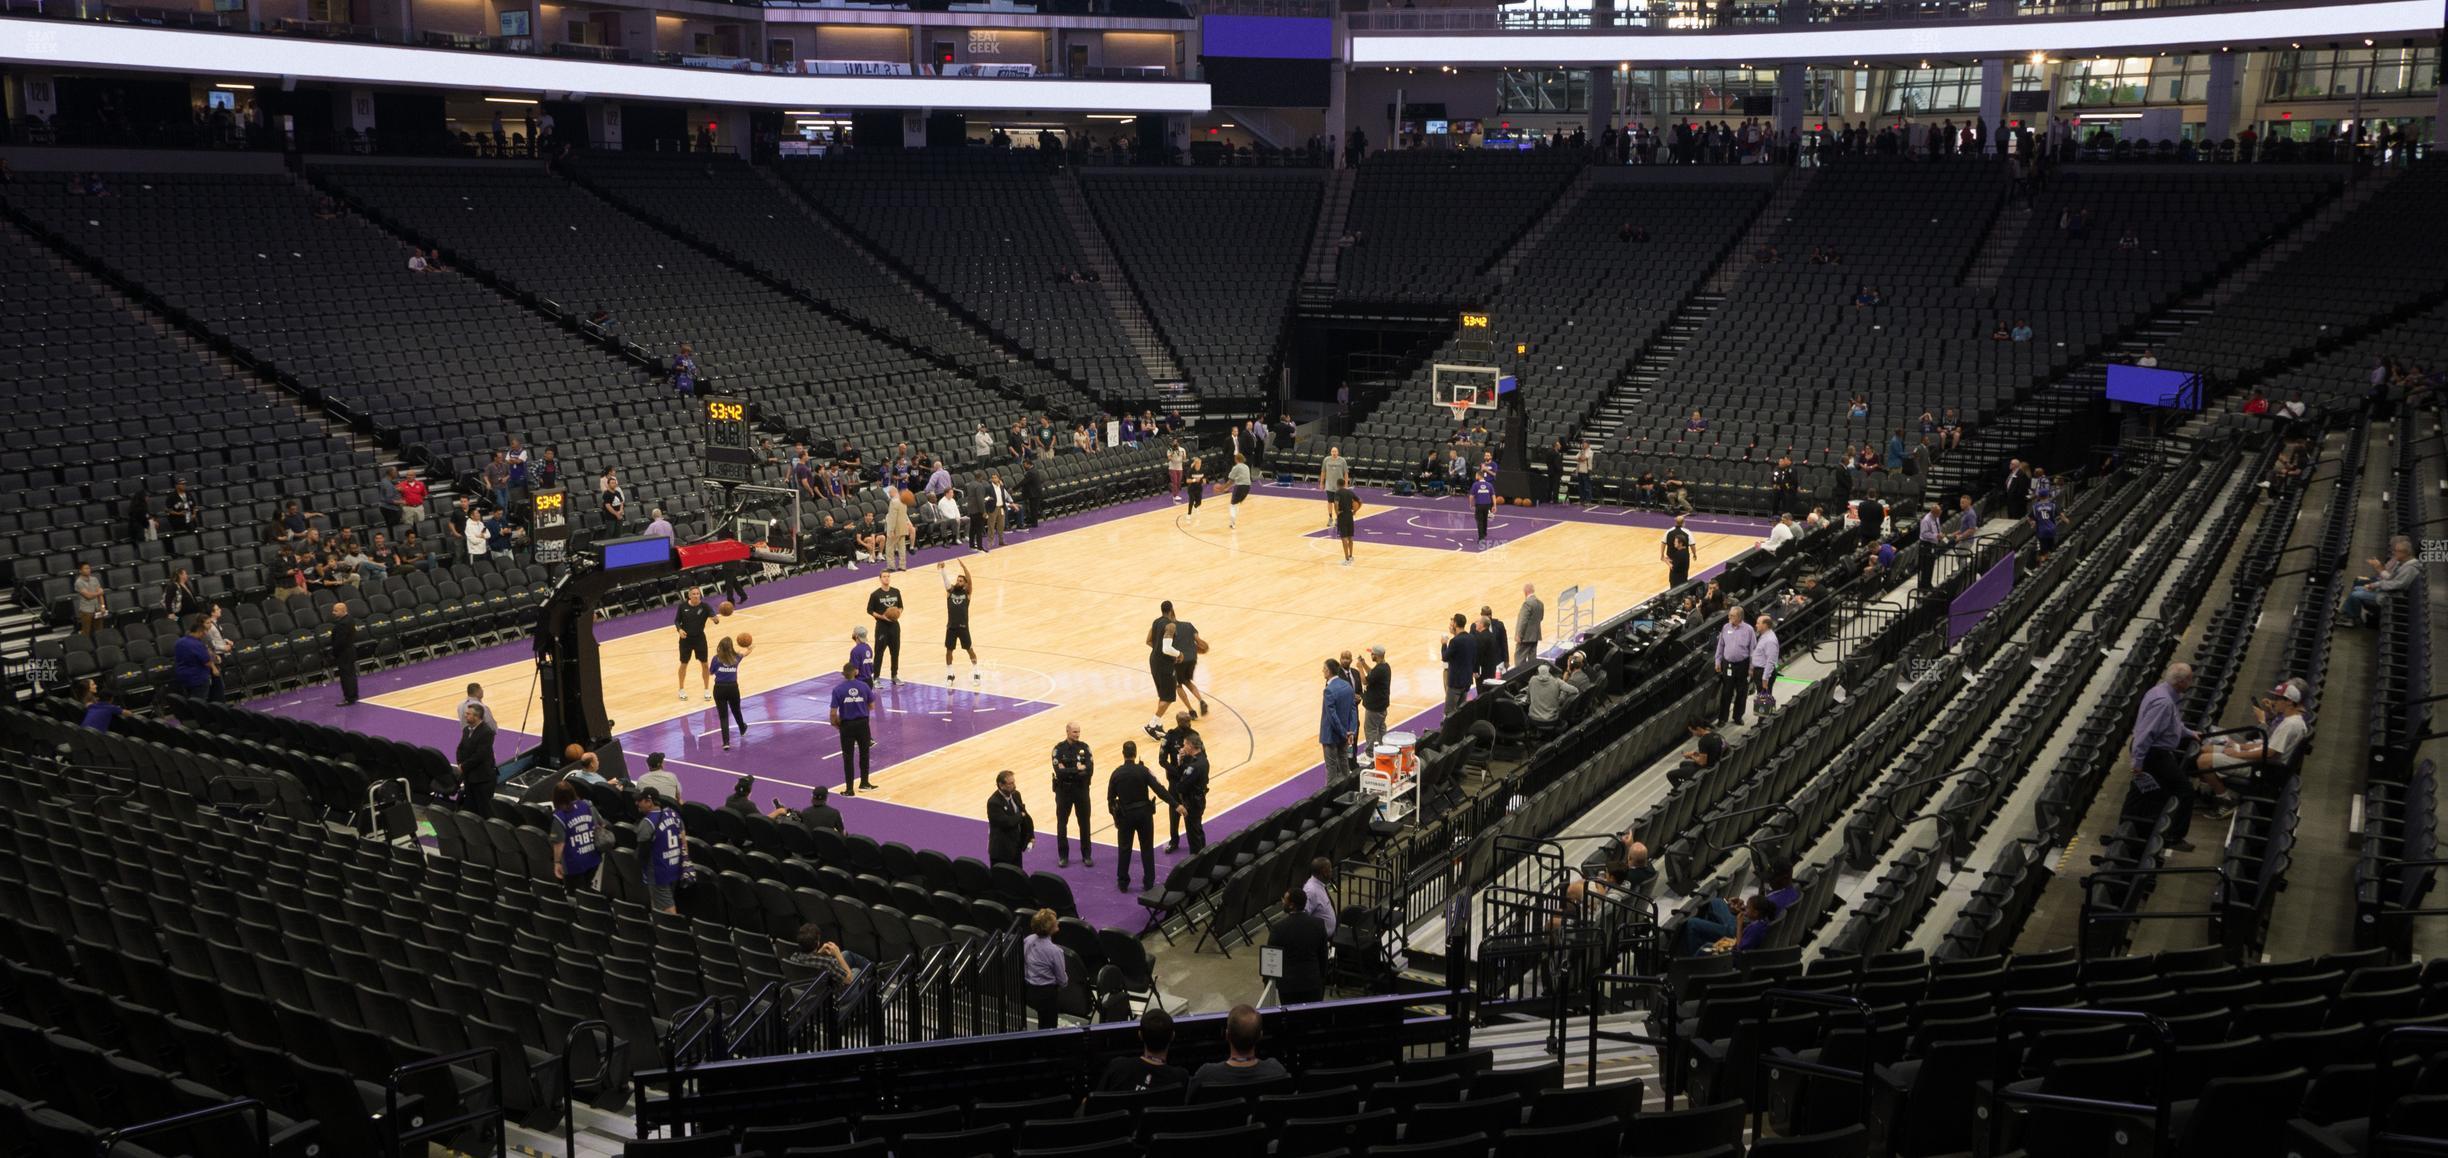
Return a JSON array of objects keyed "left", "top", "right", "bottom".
[
  {"left": 1302, "top": 859, "right": 1338, "bottom": 936},
  {"left": 407, "top": 250, "right": 429, "bottom": 273},
  {"left": 2195, "top": 679, "right": 2310, "bottom": 816},
  {"left": 973, "top": 423, "right": 994, "bottom": 463},
  {"left": 1762, "top": 512, "right": 1798, "bottom": 553}
]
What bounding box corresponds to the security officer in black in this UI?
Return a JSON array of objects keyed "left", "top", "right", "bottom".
[
  {"left": 1769, "top": 456, "right": 1799, "bottom": 516},
  {"left": 1172, "top": 733, "right": 1211, "bottom": 853},
  {"left": 1159, "top": 710, "right": 1200, "bottom": 853},
  {"left": 1051, "top": 721, "right": 1095, "bottom": 869},
  {"left": 1105, "top": 739, "right": 1174, "bottom": 893}
]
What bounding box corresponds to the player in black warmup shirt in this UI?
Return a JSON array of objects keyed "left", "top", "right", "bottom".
[
  {"left": 1143, "top": 601, "right": 1182, "bottom": 740},
  {"left": 675, "top": 587, "right": 715, "bottom": 701},
  {"left": 938, "top": 561, "right": 980, "bottom": 683},
  {"left": 864, "top": 572, "right": 903, "bottom": 683},
  {"left": 1172, "top": 617, "right": 1208, "bottom": 718}
]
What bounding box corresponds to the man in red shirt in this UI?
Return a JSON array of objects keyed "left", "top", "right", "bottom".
[{"left": 397, "top": 470, "right": 429, "bottom": 528}]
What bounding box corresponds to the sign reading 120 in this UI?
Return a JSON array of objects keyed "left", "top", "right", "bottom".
[{"left": 706, "top": 400, "right": 746, "bottom": 423}]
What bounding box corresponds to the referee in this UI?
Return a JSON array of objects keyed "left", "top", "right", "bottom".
[{"left": 866, "top": 571, "right": 903, "bottom": 684}]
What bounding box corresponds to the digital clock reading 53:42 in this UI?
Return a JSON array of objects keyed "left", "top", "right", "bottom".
[{"left": 706, "top": 401, "right": 746, "bottom": 423}]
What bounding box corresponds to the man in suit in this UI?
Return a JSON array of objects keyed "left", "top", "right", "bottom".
[
  {"left": 329, "top": 601, "right": 360, "bottom": 705},
  {"left": 1475, "top": 608, "right": 1506, "bottom": 684},
  {"left": 455, "top": 703, "right": 497, "bottom": 802},
  {"left": 2003, "top": 459, "right": 2032, "bottom": 520},
  {"left": 987, "top": 769, "right": 1033, "bottom": 867},
  {"left": 1513, "top": 584, "right": 1543, "bottom": 668},
  {"left": 1267, "top": 886, "right": 1331, "bottom": 1005},
  {"left": 1318, "top": 659, "right": 1357, "bottom": 782},
  {"left": 1440, "top": 613, "right": 1477, "bottom": 714},
  {"left": 1106, "top": 739, "right": 1174, "bottom": 893},
  {"left": 1019, "top": 459, "right": 1045, "bottom": 530}
]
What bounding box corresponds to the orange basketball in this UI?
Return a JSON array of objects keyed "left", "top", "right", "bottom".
[
  {"left": 717, "top": 600, "right": 735, "bottom": 617},
  {"left": 735, "top": 632, "right": 753, "bottom": 648},
  {"left": 885, "top": 606, "right": 903, "bottom": 622}
]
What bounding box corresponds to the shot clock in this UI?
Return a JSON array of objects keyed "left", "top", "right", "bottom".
[
  {"left": 701, "top": 395, "right": 755, "bottom": 484},
  {"left": 530, "top": 487, "right": 570, "bottom": 564}
]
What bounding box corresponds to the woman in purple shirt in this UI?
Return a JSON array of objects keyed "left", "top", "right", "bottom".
[{"left": 1022, "top": 907, "right": 1067, "bottom": 1030}]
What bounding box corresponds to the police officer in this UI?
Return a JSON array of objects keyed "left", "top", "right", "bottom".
[
  {"left": 1052, "top": 722, "right": 1095, "bottom": 868},
  {"left": 636, "top": 786, "right": 686, "bottom": 915},
  {"left": 1107, "top": 739, "right": 1175, "bottom": 893},
  {"left": 1160, "top": 710, "right": 1199, "bottom": 853},
  {"left": 1172, "top": 733, "right": 1211, "bottom": 853},
  {"left": 549, "top": 778, "right": 603, "bottom": 892},
  {"left": 830, "top": 660, "right": 876, "bottom": 796}
]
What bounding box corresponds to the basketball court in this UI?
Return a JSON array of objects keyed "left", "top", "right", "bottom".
[{"left": 256, "top": 483, "right": 1763, "bottom": 925}]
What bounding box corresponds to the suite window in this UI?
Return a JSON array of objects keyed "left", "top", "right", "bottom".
[
  {"left": 2266, "top": 47, "right": 2439, "bottom": 100},
  {"left": 1883, "top": 66, "right": 1979, "bottom": 114}
]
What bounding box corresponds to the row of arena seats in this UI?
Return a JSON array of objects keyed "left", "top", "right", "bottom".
[
  {"left": 2359, "top": 761, "right": 2440, "bottom": 960},
  {"left": 0, "top": 229, "right": 379, "bottom": 604},
  {"left": 1335, "top": 152, "right": 1584, "bottom": 305},
  {"left": 2159, "top": 160, "right": 2448, "bottom": 383},
  {"left": 780, "top": 152, "right": 1150, "bottom": 401},
  {"left": 1346, "top": 179, "right": 1770, "bottom": 456},
  {"left": 1081, "top": 169, "right": 1321, "bottom": 401},
  {"left": 559, "top": 151, "right": 1092, "bottom": 416},
  {"left": 1660, "top": 941, "right": 2441, "bottom": 1158},
  {"left": 312, "top": 161, "right": 1038, "bottom": 461}
]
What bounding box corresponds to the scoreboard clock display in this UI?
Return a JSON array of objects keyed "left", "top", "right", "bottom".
[
  {"left": 530, "top": 487, "right": 570, "bottom": 563},
  {"left": 1459, "top": 311, "right": 1491, "bottom": 331},
  {"left": 702, "top": 395, "right": 754, "bottom": 483}
]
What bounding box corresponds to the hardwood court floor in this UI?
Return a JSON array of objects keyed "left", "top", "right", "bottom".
[{"left": 371, "top": 490, "right": 1755, "bottom": 840}]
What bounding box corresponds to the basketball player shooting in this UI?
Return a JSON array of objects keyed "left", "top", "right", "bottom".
[{"left": 939, "top": 561, "right": 980, "bottom": 682}]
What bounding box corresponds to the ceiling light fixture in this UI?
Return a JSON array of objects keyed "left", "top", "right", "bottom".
[
  {"left": 215, "top": 82, "right": 255, "bottom": 90},
  {"left": 484, "top": 96, "right": 539, "bottom": 104}
]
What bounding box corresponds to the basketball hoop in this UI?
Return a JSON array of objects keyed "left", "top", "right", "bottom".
[{"left": 1448, "top": 400, "right": 1474, "bottom": 425}]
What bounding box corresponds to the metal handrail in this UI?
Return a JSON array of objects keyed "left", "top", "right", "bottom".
[
  {"left": 559, "top": 1018, "right": 613, "bottom": 1158},
  {"left": 100, "top": 1097, "right": 269, "bottom": 1157},
  {"left": 1753, "top": 989, "right": 1879, "bottom": 1136},
  {"left": 1592, "top": 972, "right": 1673, "bottom": 1102},
  {"left": 387, "top": 1046, "right": 505, "bottom": 1157},
  {"left": 1986, "top": 1006, "right": 2174, "bottom": 1158}
]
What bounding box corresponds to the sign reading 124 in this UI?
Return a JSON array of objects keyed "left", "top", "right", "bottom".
[{"left": 706, "top": 400, "right": 746, "bottom": 423}]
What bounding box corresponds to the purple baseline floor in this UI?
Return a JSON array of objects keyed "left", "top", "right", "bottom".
[
  {"left": 1304, "top": 506, "right": 1549, "bottom": 551},
  {"left": 247, "top": 482, "right": 1761, "bottom": 930}
]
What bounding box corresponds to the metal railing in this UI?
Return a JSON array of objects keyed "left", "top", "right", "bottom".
[
  {"left": 386, "top": 1047, "right": 505, "bottom": 1158},
  {"left": 1752, "top": 990, "right": 1879, "bottom": 1138},
  {"left": 1985, "top": 1007, "right": 2174, "bottom": 1157},
  {"left": 101, "top": 1098, "right": 269, "bottom": 1157}
]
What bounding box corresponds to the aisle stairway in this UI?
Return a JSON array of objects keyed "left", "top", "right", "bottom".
[
  {"left": 1581, "top": 294, "right": 1722, "bottom": 443},
  {"left": 1052, "top": 171, "right": 1185, "bottom": 393},
  {"left": 1297, "top": 167, "right": 1356, "bottom": 312}
]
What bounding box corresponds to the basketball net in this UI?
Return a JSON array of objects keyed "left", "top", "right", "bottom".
[{"left": 1448, "top": 401, "right": 1473, "bottom": 426}]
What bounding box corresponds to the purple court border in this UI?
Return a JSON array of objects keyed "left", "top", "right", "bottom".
[{"left": 248, "top": 486, "right": 1768, "bottom": 929}]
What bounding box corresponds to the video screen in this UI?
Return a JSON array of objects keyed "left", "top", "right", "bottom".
[{"left": 2104, "top": 363, "right": 2200, "bottom": 410}]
